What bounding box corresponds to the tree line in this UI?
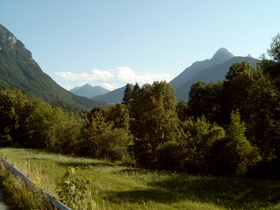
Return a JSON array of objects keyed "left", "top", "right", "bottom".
[{"left": 0, "top": 34, "right": 279, "bottom": 177}]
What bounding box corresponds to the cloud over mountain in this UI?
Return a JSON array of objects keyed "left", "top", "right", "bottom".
[{"left": 56, "top": 67, "right": 172, "bottom": 90}]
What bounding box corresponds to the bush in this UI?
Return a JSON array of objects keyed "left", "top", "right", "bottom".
[
  {"left": 155, "top": 141, "right": 187, "bottom": 171},
  {"left": 55, "top": 167, "right": 95, "bottom": 210},
  {"left": 182, "top": 117, "right": 225, "bottom": 173},
  {"left": 0, "top": 135, "right": 12, "bottom": 147},
  {"left": 208, "top": 111, "right": 262, "bottom": 176}
]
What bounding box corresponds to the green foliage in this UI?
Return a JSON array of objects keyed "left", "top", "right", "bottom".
[
  {"left": 268, "top": 33, "right": 280, "bottom": 62},
  {"left": 131, "top": 82, "right": 140, "bottom": 102},
  {"left": 182, "top": 117, "right": 226, "bottom": 173},
  {"left": 0, "top": 158, "right": 54, "bottom": 210},
  {"left": 122, "top": 83, "right": 133, "bottom": 104},
  {"left": 155, "top": 141, "right": 187, "bottom": 171},
  {"left": 79, "top": 107, "right": 132, "bottom": 161},
  {"left": 0, "top": 135, "right": 12, "bottom": 147},
  {"left": 129, "top": 81, "right": 184, "bottom": 167},
  {"left": 55, "top": 167, "right": 95, "bottom": 210},
  {"left": 106, "top": 103, "right": 130, "bottom": 130},
  {"left": 188, "top": 81, "right": 225, "bottom": 125},
  {"left": 187, "top": 56, "right": 279, "bottom": 177},
  {"left": 211, "top": 111, "right": 261, "bottom": 176},
  {"left": 0, "top": 89, "right": 32, "bottom": 146},
  {"left": 176, "top": 100, "right": 189, "bottom": 122},
  {"left": 0, "top": 89, "right": 82, "bottom": 152},
  {"left": 260, "top": 34, "right": 280, "bottom": 91},
  {"left": 25, "top": 100, "right": 75, "bottom": 150},
  {"left": 0, "top": 80, "right": 11, "bottom": 91},
  {"left": 224, "top": 61, "right": 279, "bottom": 166}
]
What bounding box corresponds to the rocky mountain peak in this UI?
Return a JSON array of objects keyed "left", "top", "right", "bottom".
[
  {"left": 210, "top": 48, "right": 234, "bottom": 65},
  {"left": 70, "top": 83, "right": 110, "bottom": 98}
]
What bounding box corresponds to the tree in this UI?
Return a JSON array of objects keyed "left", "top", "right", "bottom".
[
  {"left": 182, "top": 116, "right": 225, "bottom": 173},
  {"left": 0, "top": 89, "right": 31, "bottom": 146},
  {"left": 79, "top": 107, "right": 112, "bottom": 158},
  {"left": 268, "top": 33, "right": 280, "bottom": 62},
  {"left": 223, "top": 62, "right": 280, "bottom": 164},
  {"left": 188, "top": 81, "right": 225, "bottom": 125},
  {"left": 154, "top": 116, "right": 225, "bottom": 173},
  {"left": 260, "top": 34, "right": 280, "bottom": 90},
  {"left": 25, "top": 100, "right": 70, "bottom": 150},
  {"left": 210, "top": 111, "right": 261, "bottom": 176},
  {"left": 131, "top": 82, "right": 140, "bottom": 102},
  {"left": 176, "top": 100, "right": 189, "bottom": 122},
  {"left": 54, "top": 112, "right": 81, "bottom": 154},
  {"left": 79, "top": 107, "right": 131, "bottom": 161},
  {"left": 122, "top": 84, "right": 132, "bottom": 105},
  {"left": 106, "top": 103, "right": 130, "bottom": 130},
  {"left": 129, "top": 81, "right": 184, "bottom": 167},
  {"left": 223, "top": 62, "right": 258, "bottom": 123}
]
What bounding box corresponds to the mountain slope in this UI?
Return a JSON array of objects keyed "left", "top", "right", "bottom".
[
  {"left": 0, "top": 24, "right": 108, "bottom": 110},
  {"left": 175, "top": 56, "right": 260, "bottom": 100},
  {"left": 70, "top": 83, "right": 110, "bottom": 98},
  {"left": 92, "top": 84, "right": 134, "bottom": 103},
  {"left": 170, "top": 48, "right": 234, "bottom": 89}
]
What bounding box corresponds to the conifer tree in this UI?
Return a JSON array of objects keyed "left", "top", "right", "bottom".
[{"left": 122, "top": 84, "right": 132, "bottom": 105}]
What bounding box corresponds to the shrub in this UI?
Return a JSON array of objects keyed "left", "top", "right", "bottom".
[
  {"left": 209, "top": 111, "right": 262, "bottom": 176},
  {"left": 55, "top": 167, "right": 95, "bottom": 210},
  {"left": 155, "top": 141, "right": 187, "bottom": 171}
]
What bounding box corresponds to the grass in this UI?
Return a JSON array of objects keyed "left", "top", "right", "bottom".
[
  {"left": 0, "top": 158, "right": 55, "bottom": 209},
  {"left": 1, "top": 148, "right": 280, "bottom": 209}
]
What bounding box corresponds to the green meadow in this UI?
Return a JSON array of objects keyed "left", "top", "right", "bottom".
[{"left": 1, "top": 148, "right": 280, "bottom": 210}]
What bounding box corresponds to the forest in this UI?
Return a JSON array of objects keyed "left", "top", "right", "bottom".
[{"left": 0, "top": 34, "right": 279, "bottom": 178}]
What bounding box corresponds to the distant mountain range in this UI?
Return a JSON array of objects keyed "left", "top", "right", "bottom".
[
  {"left": 170, "top": 48, "right": 234, "bottom": 89},
  {"left": 0, "top": 24, "right": 108, "bottom": 110},
  {"left": 0, "top": 24, "right": 261, "bottom": 106},
  {"left": 92, "top": 84, "right": 134, "bottom": 103},
  {"left": 70, "top": 83, "right": 110, "bottom": 98},
  {"left": 76, "top": 48, "right": 260, "bottom": 103},
  {"left": 171, "top": 48, "right": 260, "bottom": 100}
]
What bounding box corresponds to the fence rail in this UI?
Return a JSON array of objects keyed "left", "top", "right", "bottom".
[{"left": 0, "top": 157, "right": 70, "bottom": 210}]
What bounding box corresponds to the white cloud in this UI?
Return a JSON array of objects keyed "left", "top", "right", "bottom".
[
  {"left": 55, "top": 69, "right": 114, "bottom": 81},
  {"left": 56, "top": 67, "right": 173, "bottom": 90},
  {"left": 102, "top": 83, "right": 115, "bottom": 91},
  {"left": 116, "top": 67, "right": 137, "bottom": 83}
]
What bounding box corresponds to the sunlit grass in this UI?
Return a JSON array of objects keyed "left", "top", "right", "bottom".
[{"left": 1, "top": 148, "right": 280, "bottom": 209}]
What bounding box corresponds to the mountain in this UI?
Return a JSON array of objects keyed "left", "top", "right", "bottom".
[
  {"left": 70, "top": 83, "right": 110, "bottom": 98},
  {"left": 0, "top": 24, "right": 108, "bottom": 110},
  {"left": 92, "top": 84, "right": 134, "bottom": 103},
  {"left": 174, "top": 54, "right": 260, "bottom": 101},
  {"left": 170, "top": 48, "right": 234, "bottom": 89}
]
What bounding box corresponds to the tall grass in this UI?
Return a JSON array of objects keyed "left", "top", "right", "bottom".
[
  {"left": 1, "top": 148, "right": 280, "bottom": 210},
  {"left": 0, "top": 159, "right": 55, "bottom": 209}
]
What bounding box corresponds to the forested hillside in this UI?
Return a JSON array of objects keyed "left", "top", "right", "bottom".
[
  {"left": 0, "top": 32, "right": 279, "bottom": 178},
  {"left": 0, "top": 24, "right": 108, "bottom": 111}
]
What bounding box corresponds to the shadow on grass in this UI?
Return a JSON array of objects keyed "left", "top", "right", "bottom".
[
  {"left": 106, "top": 188, "right": 180, "bottom": 204},
  {"left": 57, "top": 161, "right": 115, "bottom": 168},
  {"left": 147, "top": 174, "right": 280, "bottom": 209}
]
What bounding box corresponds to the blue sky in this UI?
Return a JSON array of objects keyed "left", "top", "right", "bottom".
[{"left": 1, "top": 1, "right": 279, "bottom": 90}]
